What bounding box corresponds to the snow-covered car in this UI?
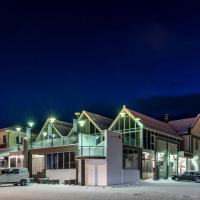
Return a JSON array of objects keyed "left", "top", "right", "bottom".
[
  {"left": 0, "top": 168, "right": 30, "bottom": 186},
  {"left": 171, "top": 171, "right": 200, "bottom": 183}
]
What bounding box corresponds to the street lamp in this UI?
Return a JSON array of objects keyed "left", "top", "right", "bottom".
[
  {"left": 28, "top": 122, "right": 34, "bottom": 128},
  {"left": 78, "top": 120, "right": 86, "bottom": 156},
  {"left": 16, "top": 127, "right": 22, "bottom": 150},
  {"left": 120, "top": 112, "right": 126, "bottom": 168},
  {"left": 49, "top": 117, "right": 56, "bottom": 124},
  {"left": 27, "top": 121, "right": 34, "bottom": 139},
  {"left": 49, "top": 117, "right": 56, "bottom": 147},
  {"left": 120, "top": 112, "right": 126, "bottom": 143}
]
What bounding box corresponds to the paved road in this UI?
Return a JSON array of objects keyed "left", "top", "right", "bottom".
[{"left": 0, "top": 181, "right": 199, "bottom": 200}]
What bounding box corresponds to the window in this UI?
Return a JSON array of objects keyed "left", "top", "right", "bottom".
[
  {"left": 123, "top": 148, "right": 138, "bottom": 169},
  {"left": 16, "top": 136, "right": 19, "bottom": 144},
  {"left": 16, "top": 136, "right": 22, "bottom": 144},
  {"left": 53, "top": 154, "right": 57, "bottom": 169},
  {"left": 47, "top": 154, "right": 52, "bottom": 169},
  {"left": 3, "top": 135, "right": 6, "bottom": 144},
  {"left": 10, "top": 158, "right": 16, "bottom": 168},
  {"left": 58, "top": 153, "right": 63, "bottom": 169},
  {"left": 143, "top": 129, "right": 147, "bottom": 149},
  {"left": 70, "top": 152, "right": 75, "bottom": 168},
  {"left": 10, "top": 169, "right": 19, "bottom": 174},
  {"left": 195, "top": 139, "right": 198, "bottom": 150},
  {"left": 64, "top": 152, "right": 69, "bottom": 169},
  {"left": 47, "top": 152, "right": 76, "bottom": 170},
  {"left": 1, "top": 169, "right": 9, "bottom": 175}
]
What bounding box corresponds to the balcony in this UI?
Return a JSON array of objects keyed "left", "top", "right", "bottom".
[
  {"left": 30, "top": 137, "right": 77, "bottom": 149},
  {"left": 0, "top": 143, "right": 7, "bottom": 149},
  {"left": 77, "top": 146, "right": 105, "bottom": 157}
]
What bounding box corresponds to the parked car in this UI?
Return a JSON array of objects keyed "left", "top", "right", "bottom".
[
  {"left": 171, "top": 171, "right": 200, "bottom": 183},
  {"left": 0, "top": 168, "right": 30, "bottom": 186}
]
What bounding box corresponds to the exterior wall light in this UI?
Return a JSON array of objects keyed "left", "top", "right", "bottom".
[
  {"left": 120, "top": 112, "right": 126, "bottom": 118},
  {"left": 16, "top": 127, "right": 21, "bottom": 132},
  {"left": 78, "top": 120, "right": 86, "bottom": 127},
  {"left": 43, "top": 132, "right": 48, "bottom": 137},
  {"left": 49, "top": 117, "right": 56, "bottom": 124}
]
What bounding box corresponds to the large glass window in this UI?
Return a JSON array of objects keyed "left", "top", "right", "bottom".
[
  {"left": 64, "top": 152, "right": 70, "bottom": 169},
  {"left": 195, "top": 139, "right": 198, "bottom": 150},
  {"left": 3, "top": 135, "right": 6, "bottom": 144},
  {"left": 10, "top": 158, "right": 16, "bottom": 168},
  {"left": 47, "top": 152, "right": 75, "bottom": 170},
  {"left": 58, "top": 153, "right": 63, "bottom": 169},
  {"left": 70, "top": 152, "right": 76, "bottom": 168},
  {"left": 47, "top": 154, "right": 52, "bottom": 169},
  {"left": 111, "top": 113, "right": 142, "bottom": 148},
  {"left": 123, "top": 148, "right": 138, "bottom": 169}
]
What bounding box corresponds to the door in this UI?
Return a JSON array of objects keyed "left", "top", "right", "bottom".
[
  {"left": 7, "top": 169, "right": 19, "bottom": 183},
  {"left": 0, "top": 169, "right": 9, "bottom": 183},
  {"left": 180, "top": 172, "right": 190, "bottom": 181}
]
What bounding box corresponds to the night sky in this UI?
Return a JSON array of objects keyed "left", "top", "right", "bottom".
[{"left": 0, "top": 1, "right": 200, "bottom": 128}]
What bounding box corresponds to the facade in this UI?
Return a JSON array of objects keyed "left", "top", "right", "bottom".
[
  {"left": 1, "top": 106, "right": 200, "bottom": 185},
  {"left": 29, "top": 118, "right": 77, "bottom": 183},
  {"left": 0, "top": 128, "right": 26, "bottom": 169},
  {"left": 76, "top": 111, "right": 140, "bottom": 186},
  {"left": 169, "top": 116, "right": 200, "bottom": 173},
  {"left": 109, "top": 106, "right": 182, "bottom": 180}
]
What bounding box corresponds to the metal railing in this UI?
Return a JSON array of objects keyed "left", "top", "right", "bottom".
[
  {"left": 78, "top": 146, "right": 105, "bottom": 157},
  {"left": 30, "top": 137, "right": 77, "bottom": 149}
]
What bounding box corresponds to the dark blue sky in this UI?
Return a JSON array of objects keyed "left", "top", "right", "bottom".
[{"left": 0, "top": 1, "right": 200, "bottom": 127}]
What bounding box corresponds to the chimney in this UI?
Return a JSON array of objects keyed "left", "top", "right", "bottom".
[{"left": 164, "top": 114, "right": 169, "bottom": 123}]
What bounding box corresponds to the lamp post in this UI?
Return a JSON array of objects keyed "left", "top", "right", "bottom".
[
  {"left": 78, "top": 120, "right": 86, "bottom": 156},
  {"left": 120, "top": 112, "right": 126, "bottom": 144},
  {"left": 120, "top": 112, "right": 126, "bottom": 169},
  {"left": 49, "top": 117, "right": 56, "bottom": 147},
  {"left": 42, "top": 132, "right": 48, "bottom": 147},
  {"left": 27, "top": 121, "right": 35, "bottom": 145},
  {"left": 16, "top": 127, "right": 22, "bottom": 151}
]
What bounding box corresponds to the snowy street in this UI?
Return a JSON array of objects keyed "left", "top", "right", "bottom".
[{"left": 0, "top": 180, "right": 200, "bottom": 200}]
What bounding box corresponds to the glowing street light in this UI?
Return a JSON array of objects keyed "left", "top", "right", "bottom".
[
  {"left": 28, "top": 121, "right": 35, "bottom": 128},
  {"left": 43, "top": 132, "right": 48, "bottom": 137},
  {"left": 16, "top": 127, "right": 21, "bottom": 132},
  {"left": 16, "top": 127, "right": 21, "bottom": 150},
  {"left": 49, "top": 117, "right": 56, "bottom": 124},
  {"left": 120, "top": 112, "right": 126, "bottom": 118}
]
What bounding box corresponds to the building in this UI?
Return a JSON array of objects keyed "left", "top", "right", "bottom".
[
  {"left": 0, "top": 127, "right": 26, "bottom": 168},
  {"left": 29, "top": 118, "right": 77, "bottom": 183},
  {"left": 169, "top": 115, "right": 200, "bottom": 173},
  {"left": 109, "top": 106, "right": 182, "bottom": 180},
  {"left": 76, "top": 111, "right": 140, "bottom": 186},
  {"left": 1, "top": 106, "right": 200, "bottom": 186}
]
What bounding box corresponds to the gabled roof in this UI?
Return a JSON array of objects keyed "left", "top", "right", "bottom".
[
  {"left": 53, "top": 120, "right": 73, "bottom": 136},
  {"left": 0, "top": 127, "right": 26, "bottom": 134},
  {"left": 84, "top": 111, "right": 113, "bottom": 131},
  {"left": 169, "top": 117, "right": 197, "bottom": 134},
  {"left": 36, "top": 118, "right": 73, "bottom": 140},
  {"left": 125, "top": 107, "right": 177, "bottom": 135}
]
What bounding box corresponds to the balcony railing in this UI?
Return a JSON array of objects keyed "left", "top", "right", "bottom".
[
  {"left": 78, "top": 146, "right": 105, "bottom": 157},
  {"left": 0, "top": 143, "right": 7, "bottom": 149},
  {"left": 30, "top": 137, "right": 77, "bottom": 149}
]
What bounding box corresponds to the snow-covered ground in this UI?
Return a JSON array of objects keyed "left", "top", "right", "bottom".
[{"left": 0, "top": 179, "right": 200, "bottom": 200}]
